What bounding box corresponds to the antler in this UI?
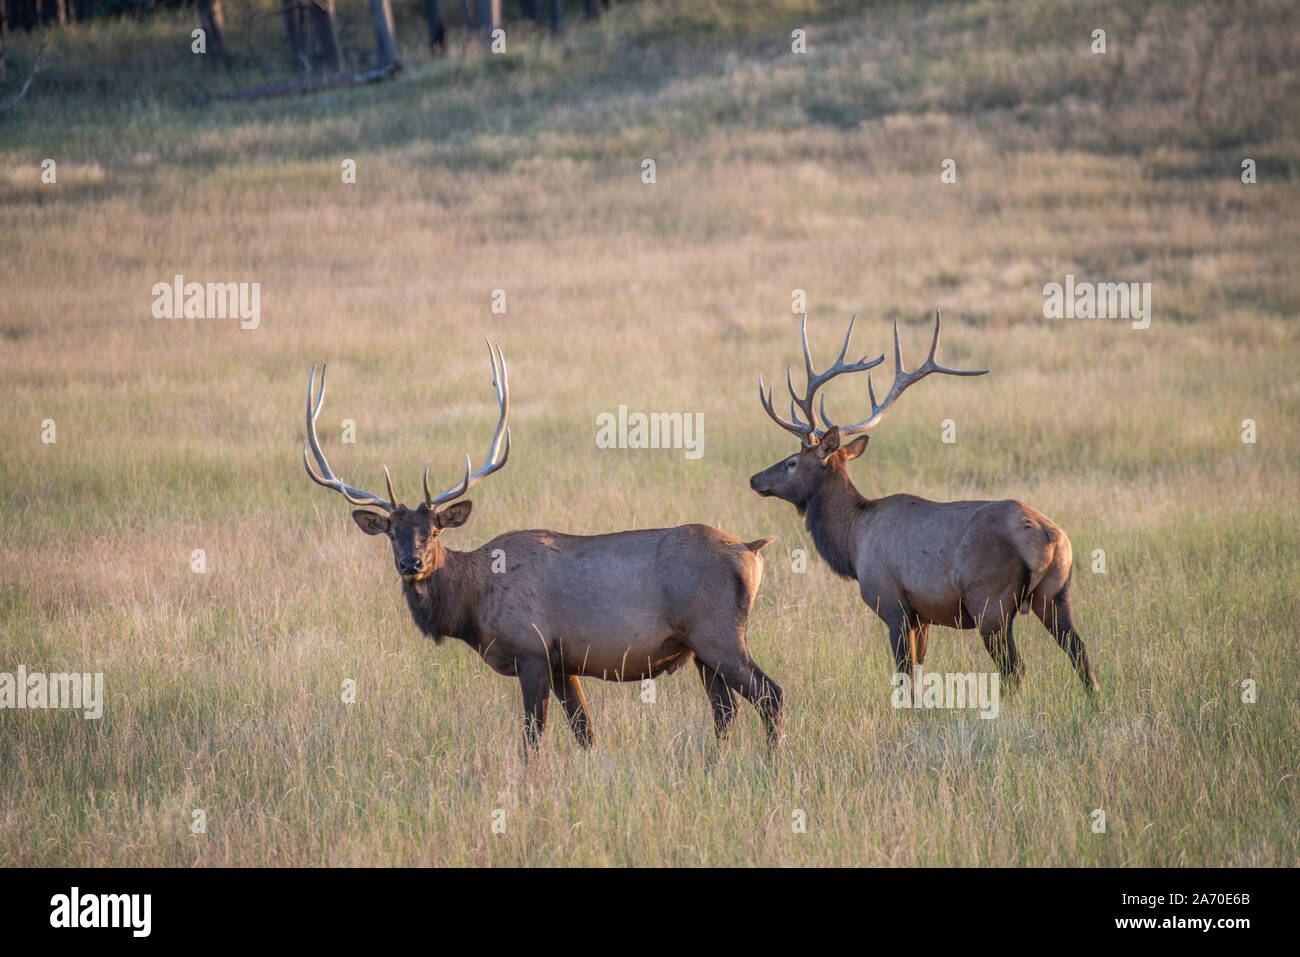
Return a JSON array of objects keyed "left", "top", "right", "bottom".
[
  {"left": 758, "top": 313, "right": 885, "bottom": 446},
  {"left": 303, "top": 363, "right": 397, "bottom": 512},
  {"left": 302, "top": 339, "right": 511, "bottom": 513},
  {"left": 820, "top": 309, "right": 988, "bottom": 439},
  {"left": 423, "top": 339, "right": 511, "bottom": 507}
]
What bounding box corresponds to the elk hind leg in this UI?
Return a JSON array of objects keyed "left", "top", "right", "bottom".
[
  {"left": 978, "top": 611, "right": 1024, "bottom": 691},
  {"left": 1031, "top": 578, "right": 1100, "bottom": 694},
  {"left": 696, "top": 660, "right": 739, "bottom": 740},
  {"left": 883, "top": 605, "right": 919, "bottom": 682},
  {"left": 710, "top": 656, "right": 783, "bottom": 748},
  {"left": 553, "top": 673, "right": 594, "bottom": 748},
  {"left": 913, "top": 623, "right": 930, "bottom": 666}
]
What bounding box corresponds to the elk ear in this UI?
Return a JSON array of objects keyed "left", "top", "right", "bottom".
[
  {"left": 435, "top": 500, "right": 473, "bottom": 529},
  {"left": 817, "top": 426, "right": 841, "bottom": 459},
  {"left": 352, "top": 510, "right": 390, "bottom": 536},
  {"left": 842, "top": 435, "right": 869, "bottom": 461}
]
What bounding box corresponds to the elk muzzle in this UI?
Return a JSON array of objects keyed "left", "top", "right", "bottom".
[
  {"left": 398, "top": 556, "right": 426, "bottom": 579},
  {"left": 749, "top": 461, "right": 787, "bottom": 498}
]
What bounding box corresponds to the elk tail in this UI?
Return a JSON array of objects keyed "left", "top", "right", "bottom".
[{"left": 743, "top": 537, "right": 774, "bottom": 552}]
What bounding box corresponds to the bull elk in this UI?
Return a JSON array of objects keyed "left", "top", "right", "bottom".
[
  {"left": 749, "top": 312, "right": 1099, "bottom": 695},
  {"left": 303, "top": 342, "right": 783, "bottom": 751}
]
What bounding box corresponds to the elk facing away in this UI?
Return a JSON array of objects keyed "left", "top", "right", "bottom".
[
  {"left": 750, "top": 313, "right": 1099, "bottom": 695},
  {"left": 303, "top": 342, "right": 782, "bottom": 751}
]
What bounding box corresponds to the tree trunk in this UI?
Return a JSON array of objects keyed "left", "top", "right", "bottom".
[
  {"left": 197, "top": 0, "right": 227, "bottom": 57},
  {"left": 16, "top": 0, "right": 34, "bottom": 31},
  {"left": 369, "top": 0, "right": 400, "bottom": 68},
  {"left": 474, "top": 0, "right": 499, "bottom": 40},
  {"left": 548, "top": 0, "right": 563, "bottom": 32},
  {"left": 425, "top": 0, "right": 445, "bottom": 50},
  {"left": 307, "top": 0, "right": 344, "bottom": 74},
  {"left": 283, "top": 0, "right": 304, "bottom": 67}
]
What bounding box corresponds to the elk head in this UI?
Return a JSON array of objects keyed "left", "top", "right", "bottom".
[
  {"left": 749, "top": 311, "right": 986, "bottom": 509},
  {"left": 302, "top": 341, "right": 510, "bottom": 584}
]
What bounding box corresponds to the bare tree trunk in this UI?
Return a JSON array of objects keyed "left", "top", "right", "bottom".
[
  {"left": 369, "top": 0, "right": 400, "bottom": 68},
  {"left": 197, "top": 0, "right": 227, "bottom": 57},
  {"left": 306, "top": 0, "right": 343, "bottom": 74},
  {"left": 425, "top": 0, "right": 445, "bottom": 50},
  {"left": 474, "top": 0, "right": 499, "bottom": 40},
  {"left": 548, "top": 0, "right": 562, "bottom": 33},
  {"left": 282, "top": 1, "right": 303, "bottom": 66},
  {"left": 13, "top": 0, "right": 35, "bottom": 31}
]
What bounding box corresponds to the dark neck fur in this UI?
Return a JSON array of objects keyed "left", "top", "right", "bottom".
[
  {"left": 401, "top": 548, "right": 483, "bottom": 648},
  {"left": 801, "top": 464, "right": 870, "bottom": 580}
]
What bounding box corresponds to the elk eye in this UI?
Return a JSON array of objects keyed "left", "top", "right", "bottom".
[{"left": 787, "top": 460, "right": 797, "bottom": 471}]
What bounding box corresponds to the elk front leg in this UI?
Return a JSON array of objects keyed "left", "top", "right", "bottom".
[
  {"left": 552, "top": 673, "right": 594, "bottom": 748},
  {"left": 518, "top": 659, "right": 551, "bottom": 754},
  {"left": 696, "top": 660, "right": 739, "bottom": 740}
]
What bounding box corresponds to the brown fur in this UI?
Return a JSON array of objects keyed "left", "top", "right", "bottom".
[
  {"left": 355, "top": 505, "right": 784, "bottom": 751},
  {"left": 750, "top": 428, "right": 1099, "bottom": 694}
]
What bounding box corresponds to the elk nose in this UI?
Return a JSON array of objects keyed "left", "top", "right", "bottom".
[{"left": 399, "top": 557, "right": 424, "bottom": 575}]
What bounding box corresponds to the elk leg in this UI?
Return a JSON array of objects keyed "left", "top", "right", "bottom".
[
  {"left": 552, "top": 673, "right": 594, "bottom": 748},
  {"left": 696, "top": 660, "right": 739, "bottom": 740},
  {"left": 1031, "top": 582, "right": 1100, "bottom": 694},
  {"left": 913, "top": 623, "right": 930, "bottom": 666},
  {"left": 713, "top": 658, "right": 783, "bottom": 748},
  {"left": 518, "top": 659, "right": 551, "bottom": 754},
  {"left": 979, "top": 616, "right": 1024, "bottom": 690},
  {"left": 883, "top": 607, "right": 917, "bottom": 682}
]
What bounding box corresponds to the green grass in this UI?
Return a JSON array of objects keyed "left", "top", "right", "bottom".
[{"left": 1, "top": 0, "right": 1297, "bottom": 865}]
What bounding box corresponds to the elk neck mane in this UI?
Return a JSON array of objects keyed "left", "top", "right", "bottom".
[
  {"left": 802, "top": 462, "right": 871, "bottom": 581},
  {"left": 402, "top": 547, "right": 485, "bottom": 648}
]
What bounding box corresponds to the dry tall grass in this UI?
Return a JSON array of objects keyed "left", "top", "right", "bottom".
[{"left": 1, "top": 0, "right": 1297, "bottom": 865}]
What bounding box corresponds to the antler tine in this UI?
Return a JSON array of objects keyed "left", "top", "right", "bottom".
[
  {"left": 427, "top": 340, "right": 512, "bottom": 507},
  {"left": 484, "top": 340, "right": 510, "bottom": 464},
  {"left": 832, "top": 309, "right": 989, "bottom": 439},
  {"left": 775, "top": 314, "right": 886, "bottom": 442},
  {"left": 758, "top": 374, "right": 814, "bottom": 442},
  {"left": 302, "top": 363, "right": 395, "bottom": 512},
  {"left": 799, "top": 313, "right": 817, "bottom": 394},
  {"left": 383, "top": 465, "right": 397, "bottom": 507}
]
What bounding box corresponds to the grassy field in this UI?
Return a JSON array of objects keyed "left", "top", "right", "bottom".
[{"left": 1, "top": 0, "right": 1298, "bottom": 866}]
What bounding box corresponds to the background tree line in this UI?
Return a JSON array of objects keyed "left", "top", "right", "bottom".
[{"left": 1, "top": 0, "right": 619, "bottom": 50}]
